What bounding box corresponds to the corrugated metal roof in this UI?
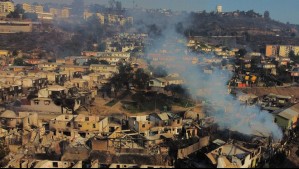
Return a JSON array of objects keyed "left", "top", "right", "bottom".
[{"left": 278, "top": 108, "right": 299, "bottom": 120}]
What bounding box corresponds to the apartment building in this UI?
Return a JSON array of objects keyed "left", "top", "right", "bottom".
[
  {"left": 0, "top": 0, "right": 14, "bottom": 15},
  {"left": 266, "top": 45, "right": 299, "bottom": 57}
]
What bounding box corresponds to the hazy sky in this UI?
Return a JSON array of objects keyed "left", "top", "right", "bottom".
[{"left": 14, "top": 0, "right": 299, "bottom": 24}]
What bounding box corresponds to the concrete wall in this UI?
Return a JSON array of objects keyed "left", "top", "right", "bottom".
[
  {"left": 109, "top": 164, "right": 139, "bottom": 168},
  {"left": 0, "top": 22, "right": 32, "bottom": 33},
  {"left": 177, "top": 136, "right": 210, "bottom": 159},
  {"left": 99, "top": 117, "right": 109, "bottom": 133},
  {"left": 275, "top": 116, "right": 290, "bottom": 130},
  {"left": 128, "top": 117, "right": 153, "bottom": 133},
  {"left": 34, "top": 161, "right": 73, "bottom": 168},
  {"left": 75, "top": 121, "right": 100, "bottom": 132}
]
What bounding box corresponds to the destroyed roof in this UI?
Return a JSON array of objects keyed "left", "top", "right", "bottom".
[
  {"left": 51, "top": 115, "right": 75, "bottom": 122},
  {"left": 217, "top": 157, "right": 239, "bottom": 168},
  {"left": 163, "top": 76, "right": 183, "bottom": 82},
  {"left": 213, "top": 139, "right": 226, "bottom": 146},
  {"left": 33, "top": 160, "right": 51, "bottom": 168},
  {"left": 267, "top": 93, "right": 292, "bottom": 99},
  {"left": 47, "top": 85, "right": 67, "bottom": 91},
  {"left": 75, "top": 114, "right": 101, "bottom": 122},
  {"left": 90, "top": 64, "right": 117, "bottom": 68},
  {"left": 62, "top": 146, "right": 90, "bottom": 161},
  {"left": 206, "top": 144, "right": 253, "bottom": 167},
  {"left": 238, "top": 94, "right": 258, "bottom": 101},
  {"left": 154, "top": 78, "right": 167, "bottom": 83},
  {"left": 89, "top": 151, "right": 167, "bottom": 166}
]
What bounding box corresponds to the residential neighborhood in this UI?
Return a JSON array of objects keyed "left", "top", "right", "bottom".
[{"left": 0, "top": 0, "right": 299, "bottom": 168}]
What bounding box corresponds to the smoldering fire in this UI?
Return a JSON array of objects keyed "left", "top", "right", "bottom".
[{"left": 143, "top": 15, "right": 283, "bottom": 141}]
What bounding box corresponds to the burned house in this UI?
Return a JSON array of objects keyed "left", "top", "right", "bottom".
[
  {"left": 49, "top": 115, "right": 75, "bottom": 138},
  {"left": 49, "top": 114, "right": 120, "bottom": 139},
  {"left": 33, "top": 160, "right": 80, "bottom": 168},
  {"left": 19, "top": 97, "right": 80, "bottom": 114},
  {"left": 15, "top": 77, "right": 48, "bottom": 93},
  {"left": 17, "top": 85, "right": 82, "bottom": 114},
  {"left": 0, "top": 84, "right": 22, "bottom": 103},
  {"left": 0, "top": 111, "right": 39, "bottom": 130},
  {"left": 238, "top": 94, "right": 259, "bottom": 105},
  {"left": 259, "top": 93, "right": 292, "bottom": 111},
  {"left": 206, "top": 143, "right": 263, "bottom": 168}
]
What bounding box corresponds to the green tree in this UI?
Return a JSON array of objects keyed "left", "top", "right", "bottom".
[
  {"left": 99, "top": 60, "right": 110, "bottom": 65},
  {"left": 84, "top": 58, "right": 100, "bottom": 66},
  {"left": 133, "top": 69, "right": 150, "bottom": 89},
  {"left": 237, "top": 48, "right": 247, "bottom": 58},
  {"left": 264, "top": 11, "right": 270, "bottom": 19},
  {"left": 7, "top": 4, "right": 24, "bottom": 18},
  {"left": 109, "top": 64, "right": 134, "bottom": 97},
  {"left": 13, "top": 58, "right": 25, "bottom": 66},
  {"left": 98, "top": 42, "right": 107, "bottom": 52},
  {"left": 151, "top": 66, "right": 168, "bottom": 77},
  {"left": 23, "top": 13, "right": 38, "bottom": 21},
  {"left": 165, "top": 84, "right": 187, "bottom": 97},
  {"left": 289, "top": 50, "right": 299, "bottom": 64},
  {"left": 12, "top": 50, "right": 18, "bottom": 57},
  {"left": 86, "top": 14, "right": 104, "bottom": 39},
  {"left": 116, "top": 1, "right": 122, "bottom": 11}
]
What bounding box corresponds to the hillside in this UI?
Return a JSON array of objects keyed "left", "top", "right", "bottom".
[{"left": 186, "top": 11, "right": 296, "bottom": 37}]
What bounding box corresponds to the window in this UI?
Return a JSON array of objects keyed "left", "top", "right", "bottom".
[
  {"left": 63, "top": 132, "right": 71, "bottom": 136},
  {"left": 44, "top": 100, "right": 51, "bottom": 105},
  {"left": 78, "top": 124, "right": 82, "bottom": 128},
  {"left": 142, "top": 124, "right": 146, "bottom": 128},
  {"left": 93, "top": 124, "right": 96, "bottom": 128},
  {"left": 34, "top": 100, "right": 39, "bottom": 105},
  {"left": 85, "top": 117, "right": 89, "bottom": 121},
  {"left": 177, "top": 119, "right": 180, "bottom": 124},
  {"left": 53, "top": 162, "right": 58, "bottom": 168}
]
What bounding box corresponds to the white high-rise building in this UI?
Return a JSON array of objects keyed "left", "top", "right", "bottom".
[
  {"left": 216, "top": 4, "right": 223, "bottom": 13},
  {"left": 0, "top": 0, "right": 15, "bottom": 14}
]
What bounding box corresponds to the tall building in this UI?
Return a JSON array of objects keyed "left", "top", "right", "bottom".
[
  {"left": 84, "top": 12, "right": 105, "bottom": 24},
  {"left": 279, "top": 45, "right": 292, "bottom": 57},
  {"left": 216, "top": 4, "right": 222, "bottom": 13},
  {"left": 266, "top": 45, "right": 299, "bottom": 57},
  {"left": 22, "top": 3, "right": 32, "bottom": 13},
  {"left": 22, "top": 3, "right": 44, "bottom": 13},
  {"left": 60, "top": 8, "right": 70, "bottom": 18},
  {"left": 50, "top": 7, "right": 70, "bottom": 19},
  {"left": 34, "top": 5, "right": 44, "bottom": 13},
  {"left": 266, "top": 45, "right": 280, "bottom": 57},
  {"left": 0, "top": 0, "right": 15, "bottom": 14},
  {"left": 0, "top": 20, "right": 33, "bottom": 33}
]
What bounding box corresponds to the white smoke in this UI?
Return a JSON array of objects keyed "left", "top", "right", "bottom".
[{"left": 145, "top": 16, "right": 283, "bottom": 141}]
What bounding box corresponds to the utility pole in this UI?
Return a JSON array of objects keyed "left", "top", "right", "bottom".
[{"left": 155, "top": 92, "right": 157, "bottom": 112}]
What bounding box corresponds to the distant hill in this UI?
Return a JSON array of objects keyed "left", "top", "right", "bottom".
[{"left": 186, "top": 11, "right": 297, "bottom": 37}]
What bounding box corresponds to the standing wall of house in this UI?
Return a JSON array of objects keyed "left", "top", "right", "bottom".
[
  {"left": 275, "top": 116, "right": 290, "bottom": 130},
  {"left": 99, "top": 117, "right": 109, "bottom": 133}
]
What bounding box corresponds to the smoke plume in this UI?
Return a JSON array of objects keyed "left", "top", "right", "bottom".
[{"left": 143, "top": 13, "right": 283, "bottom": 141}]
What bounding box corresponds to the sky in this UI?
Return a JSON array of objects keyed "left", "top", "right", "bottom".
[{"left": 14, "top": 0, "right": 299, "bottom": 24}]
